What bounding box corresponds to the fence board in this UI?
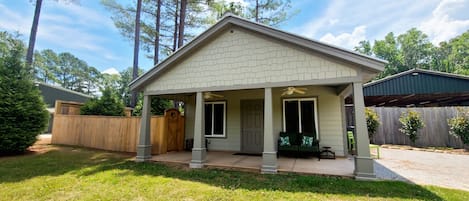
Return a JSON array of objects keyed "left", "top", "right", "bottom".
[
  {"left": 370, "top": 107, "right": 465, "bottom": 148},
  {"left": 51, "top": 115, "right": 184, "bottom": 154}
]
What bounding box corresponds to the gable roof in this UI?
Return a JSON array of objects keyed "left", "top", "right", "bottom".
[{"left": 130, "top": 14, "right": 386, "bottom": 91}]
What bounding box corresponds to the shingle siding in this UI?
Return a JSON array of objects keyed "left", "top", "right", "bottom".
[{"left": 145, "top": 27, "right": 357, "bottom": 93}]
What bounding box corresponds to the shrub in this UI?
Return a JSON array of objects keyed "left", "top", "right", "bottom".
[
  {"left": 80, "top": 87, "right": 125, "bottom": 116},
  {"left": 132, "top": 96, "right": 173, "bottom": 116},
  {"left": 0, "top": 32, "right": 49, "bottom": 154},
  {"left": 448, "top": 108, "right": 469, "bottom": 146},
  {"left": 399, "top": 109, "right": 424, "bottom": 144},
  {"left": 365, "top": 108, "right": 380, "bottom": 141}
]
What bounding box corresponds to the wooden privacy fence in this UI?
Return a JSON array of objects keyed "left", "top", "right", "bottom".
[
  {"left": 370, "top": 107, "right": 466, "bottom": 148},
  {"left": 51, "top": 110, "right": 184, "bottom": 154}
]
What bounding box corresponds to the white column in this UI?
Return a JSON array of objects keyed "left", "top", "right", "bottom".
[
  {"left": 261, "top": 87, "right": 277, "bottom": 173},
  {"left": 353, "top": 82, "right": 375, "bottom": 179},
  {"left": 190, "top": 92, "right": 206, "bottom": 168},
  {"left": 136, "top": 95, "right": 152, "bottom": 162}
]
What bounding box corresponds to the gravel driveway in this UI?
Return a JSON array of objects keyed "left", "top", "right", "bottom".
[{"left": 374, "top": 148, "right": 469, "bottom": 191}]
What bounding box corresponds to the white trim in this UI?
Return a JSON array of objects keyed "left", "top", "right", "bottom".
[
  {"left": 282, "top": 98, "right": 319, "bottom": 139},
  {"left": 204, "top": 101, "right": 226, "bottom": 138}
]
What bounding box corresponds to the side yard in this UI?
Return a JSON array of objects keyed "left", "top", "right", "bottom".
[
  {"left": 375, "top": 147, "right": 469, "bottom": 191},
  {"left": 0, "top": 142, "right": 468, "bottom": 201}
]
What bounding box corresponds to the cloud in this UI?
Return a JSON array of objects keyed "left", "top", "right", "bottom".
[
  {"left": 319, "top": 26, "right": 367, "bottom": 49},
  {"left": 102, "top": 67, "right": 120, "bottom": 75},
  {"left": 0, "top": 1, "right": 122, "bottom": 68},
  {"left": 291, "top": 0, "right": 449, "bottom": 45},
  {"left": 0, "top": 3, "right": 32, "bottom": 35},
  {"left": 419, "top": 0, "right": 469, "bottom": 44}
]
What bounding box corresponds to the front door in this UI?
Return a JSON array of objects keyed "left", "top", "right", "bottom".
[{"left": 241, "top": 100, "right": 264, "bottom": 154}]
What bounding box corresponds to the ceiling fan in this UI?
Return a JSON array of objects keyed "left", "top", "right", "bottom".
[
  {"left": 281, "top": 87, "right": 307, "bottom": 96},
  {"left": 203, "top": 92, "right": 224, "bottom": 99}
]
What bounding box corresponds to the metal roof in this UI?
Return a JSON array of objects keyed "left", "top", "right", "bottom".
[
  {"left": 360, "top": 69, "right": 469, "bottom": 107},
  {"left": 364, "top": 68, "right": 469, "bottom": 96}
]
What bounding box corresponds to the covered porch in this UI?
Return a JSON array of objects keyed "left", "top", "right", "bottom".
[
  {"left": 151, "top": 151, "right": 354, "bottom": 177},
  {"left": 129, "top": 14, "right": 386, "bottom": 179},
  {"left": 136, "top": 83, "right": 374, "bottom": 179}
]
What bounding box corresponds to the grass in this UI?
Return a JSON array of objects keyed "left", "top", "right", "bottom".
[{"left": 0, "top": 146, "right": 468, "bottom": 201}]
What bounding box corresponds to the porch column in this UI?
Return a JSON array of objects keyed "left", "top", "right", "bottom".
[
  {"left": 352, "top": 82, "right": 375, "bottom": 179},
  {"left": 136, "top": 95, "right": 152, "bottom": 162},
  {"left": 261, "top": 87, "right": 277, "bottom": 173},
  {"left": 190, "top": 92, "right": 206, "bottom": 168}
]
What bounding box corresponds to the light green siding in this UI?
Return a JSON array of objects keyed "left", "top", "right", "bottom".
[
  {"left": 184, "top": 86, "right": 345, "bottom": 156},
  {"left": 145, "top": 27, "right": 358, "bottom": 93}
]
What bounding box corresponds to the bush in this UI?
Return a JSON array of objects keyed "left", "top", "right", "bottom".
[
  {"left": 80, "top": 87, "right": 125, "bottom": 116},
  {"left": 399, "top": 109, "right": 424, "bottom": 144},
  {"left": 0, "top": 32, "right": 49, "bottom": 154},
  {"left": 365, "top": 108, "right": 380, "bottom": 141},
  {"left": 132, "top": 96, "right": 173, "bottom": 116},
  {"left": 448, "top": 108, "right": 469, "bottom": 146}
]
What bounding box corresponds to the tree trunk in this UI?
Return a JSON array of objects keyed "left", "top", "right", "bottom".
[
  {"left": 26, "top": 0, "right": 43, "bottom": 67},
  {"left": 172, "top": 0, "right": 179, "bottom": 52},
  {"left": 177, "top": 0, "right": 187, "bottom": 48},
  {"left": 154, "top": 0, "right": 161, "bottom": 65},
  {"left": 131, "top": 0, "right": 143, "bottom": 108},
  {"left": 255, "top": 0, "right": 259, "bottom": 22}
]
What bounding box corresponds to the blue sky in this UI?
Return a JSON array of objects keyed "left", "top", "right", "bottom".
[{"left": 1, "top": 0, "right": 468, "bottom": 74}]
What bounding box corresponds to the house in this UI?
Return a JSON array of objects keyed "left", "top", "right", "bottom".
[
  {"left": 37, "top": 82, "right": 92, "bottom": 108},
  {"left": 37, "top": 82, "right": 92, "bottom": 133},
  {"left": 363, "top": 68, "right": 469, "bottom": 107},
  {"left": 129, "top": 14, "right": 386, "bottom": 179}
]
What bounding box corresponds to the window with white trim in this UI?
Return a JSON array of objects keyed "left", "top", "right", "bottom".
[
  {"left": 282, "top": 98, "right": 319, "bottom": 139},
  {"left": 204, "top": 101, "right": 226, "bottom": 137}
]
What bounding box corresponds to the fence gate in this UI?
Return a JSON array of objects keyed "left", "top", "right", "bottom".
[{"left": 164, "top": 109, "right": 184, "bottom": 152}]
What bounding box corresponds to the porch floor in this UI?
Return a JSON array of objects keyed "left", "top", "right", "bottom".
[{"left": 151, "top": 151, "right": 354, "bottom": 178}]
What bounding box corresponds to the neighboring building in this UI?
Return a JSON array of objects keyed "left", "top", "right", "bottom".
[
  {"left": 36, "top": 82, "right": 93, "bottom": 133},
  {"left": 130, "top": 14, "right": 385, "bottom": 179},
  {"left": 363, "top": 68, "right": 469, "bottom": 107},
  {"left": 37, "top": 82, "right": 92, "bottom": 108}
]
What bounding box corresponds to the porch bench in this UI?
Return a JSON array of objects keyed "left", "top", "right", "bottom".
[{"left": 277, "top": 132, "right": 320, "bottom": 159}]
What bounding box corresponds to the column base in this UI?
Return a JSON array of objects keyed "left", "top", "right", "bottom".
[
  {"left": 261, "top": 151, "right": 277, "bottom": 174},
  {"left": 354, "top": 156, "right": 376, "bottom": 180},
  {"left": 190, "top": 148, "right": 206, "bottom": 168},
  {"left": 136, "top": 144, "right": 152, "bottom": 162}
]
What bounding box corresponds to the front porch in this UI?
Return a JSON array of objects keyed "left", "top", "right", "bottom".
[
  {"left": 152, "top": 151, "right": 354, "bottom": 177},
  {"left": 130, "top": 14, "right": 386, "bottom": 179}
]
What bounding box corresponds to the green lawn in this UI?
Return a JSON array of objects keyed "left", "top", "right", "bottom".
[{"left": 0, "top": 146, "right": 468, "bottom": 201}]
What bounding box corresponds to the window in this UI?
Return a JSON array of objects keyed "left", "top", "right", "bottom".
[
  {"left": 282, "top": 98, "right": 318, "bottom": 139},
  {"left": 204, "top": 101, "right": 226, "bottom": 137}
]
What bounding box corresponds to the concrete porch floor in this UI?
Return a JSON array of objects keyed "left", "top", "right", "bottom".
[{"left": 151, "top": 151, "right": 354, "bottom": 178}]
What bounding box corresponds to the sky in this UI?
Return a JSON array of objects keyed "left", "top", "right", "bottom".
[{"left": 0, "top": 0, "right": 468, "bottom": 74}]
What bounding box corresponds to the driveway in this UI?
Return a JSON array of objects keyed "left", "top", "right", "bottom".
[{"left": 375, "top": 148, "right": 469, "bottom": 191}]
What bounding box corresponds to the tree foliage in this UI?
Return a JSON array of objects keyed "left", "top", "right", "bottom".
[
  {"left": 399, "top": 110, "right": 424, "bottom": 144},
  {"left": 448, "top": 108, "right": 469, "bottom": 146},
  {"left": 80, "top": 87, "right": 125, "bottom": 116},
  {"left": 0, "top": 31, "right": 49, "bottom": 154},
  {"left": 32, "top": 49, "right": 102, "bottom": 95},
  {"left": 365, "top": 108, "right": 380, "bottom": 141},
  {"left": 355, "top": 28, "right": 469, "bottom": 78},
  {"left": 132, "top": 95, "right": 173, "bottom": 116},
  {"left": 102, "top": 0, "right": 297, "bottom": 64}
]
